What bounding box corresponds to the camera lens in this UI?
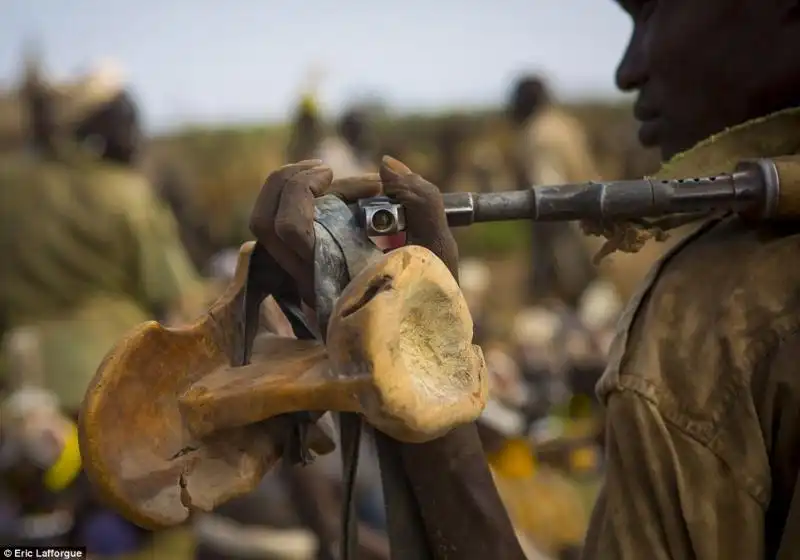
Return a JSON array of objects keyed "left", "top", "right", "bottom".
[{"left": 370, "top": 208, "right": 396, "bottom": 233}]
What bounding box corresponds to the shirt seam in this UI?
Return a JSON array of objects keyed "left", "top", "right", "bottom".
[{"left": 611, "top": 376, "right": 769, "bottom": 509}]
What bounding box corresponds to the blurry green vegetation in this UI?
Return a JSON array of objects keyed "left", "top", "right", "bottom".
[{"left": 455, "top": 221, "right": 530, "bottom": 258}]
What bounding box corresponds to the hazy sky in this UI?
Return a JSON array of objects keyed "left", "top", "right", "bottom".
[{"left": 1, "top": 1, "right": 634, "bottom": 132}]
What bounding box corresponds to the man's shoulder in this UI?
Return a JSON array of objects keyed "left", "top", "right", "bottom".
[
  {"left": 524, "top": 107, "right": 593, "bottom": 170},
  {"left": 77, "top": 163, "right": 160, "bottom": 213},
  {"left": 649, "top": 216, "right": 800, "bottom": 342},
  {"left": 604, "top": 215, "right": 800, "bottom": 429},
  {"left": 599, "top": 217, "right": 800, "bottom": 501},
  {"left": 1, "top": 157, "right": 151, "bottom": 198},
  {"left": 0, "top": 153, "right": 53, "bottom": 182},
  {"left": 80, "top": 161, "right": 150, "bottom": 189},
  {"left": 316, "top": 136, "right": 349, "bottom": 157}
]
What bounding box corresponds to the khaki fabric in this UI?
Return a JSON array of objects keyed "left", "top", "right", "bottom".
[
  {"left": 516, "top": 105, "right": 600, "bottom": 186},
  {"left": 583, "top": 107, "right": 800, "bottom": 559},
  {"left": 515, "top": 105, "right": 601, "bottom": 305},
  {"left": 514, "top": 105, "right": 689, "bottom": 304},
  {"left": 583, "top": 229, "right": 692, "bottom": 303},
  {"left": 0, "top": 155, "right": 204, "bottom": 409}
]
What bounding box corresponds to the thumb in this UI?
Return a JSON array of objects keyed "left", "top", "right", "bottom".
[
  {"left": 379, "top": 155, "right": 413, "bottom": 182},
  {"left": 378, "top": 155, "right": 459, "bottom": 278},
  {"left": 379, "top": 155, "right": 438, "bottom": 207}
]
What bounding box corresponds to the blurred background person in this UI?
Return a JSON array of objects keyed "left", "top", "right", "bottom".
[
  {"left": 0, "top": 53, "right": 207, "bottom": 558},
  {"left": 507, "top": 74, "right": 600, "bottom": 308},
  {"left": 314, "top": 106, "right": 378, "bottom": 177}
]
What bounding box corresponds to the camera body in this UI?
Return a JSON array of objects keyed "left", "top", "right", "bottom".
[{"left": 357, "top": 196, "right": 406, "bottom": 236}]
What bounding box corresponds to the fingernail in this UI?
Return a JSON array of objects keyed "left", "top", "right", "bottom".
[
  {"left": 309, "top": 164, "right": 331, "bottom": 175},
  {"left": 309, "top": 166, "right": 334, "bottom": 188},
  {"left": 382, "top": 155, "right": 412, "bottom": 175},
  {"left": 296, "top": 159, "right": 324, "bottom": 167}
]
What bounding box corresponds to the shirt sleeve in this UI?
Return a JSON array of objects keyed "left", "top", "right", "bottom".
[{"left": 582, "top": 389, "right": 765, "bottom": 560}]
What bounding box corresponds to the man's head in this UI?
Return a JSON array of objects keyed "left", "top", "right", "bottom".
[
  {"left": 338, "top": 108, "right": 372, "bottom": 153},
  {"left": 507, "top": 75, "right": 551, "bottom": 125},
  {"left": 615, "top": 0, "right": 800, "bottom": 160},
  {"left": 73, "top": 90, "right": 142, "bottom": 165},
  {"left": 20, "top": 59, "right": 140, "bottom": 164},
  {"left": 294, "top": 93, "right": 319, "bottom": 129}
]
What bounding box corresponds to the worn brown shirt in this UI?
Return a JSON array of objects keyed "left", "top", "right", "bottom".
[{"left": 583, "top": 107, "right": 800, "bottom": 560}]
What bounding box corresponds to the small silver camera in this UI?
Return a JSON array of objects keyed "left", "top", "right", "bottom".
[{"left": 357, "top": 196, "right": 406, "bottom": 236}]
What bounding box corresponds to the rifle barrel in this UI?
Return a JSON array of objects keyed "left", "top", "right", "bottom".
[
  {"left": 442, "top": 163, "right": 769, "bottom": 226},
  {"left": 353, "top": 159, "right": 779, "bottom": 235}
]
